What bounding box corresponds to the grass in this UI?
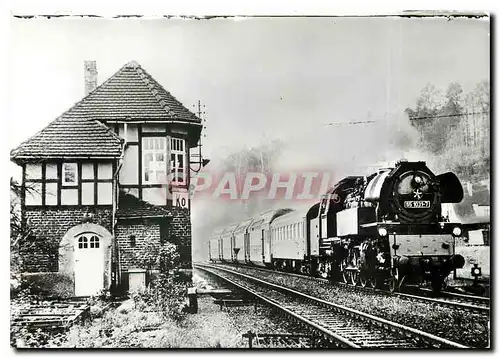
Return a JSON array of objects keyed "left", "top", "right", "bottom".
[
  {"left": 64, "top": 295, "right": 308, "bottom": 348},
  {"left": 12, "top": 271, "right": 317, "bottom": 349}
]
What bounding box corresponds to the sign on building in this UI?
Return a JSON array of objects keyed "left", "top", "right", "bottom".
[{"left": 172, "top": 189, "right": 189, "bottom": 209}]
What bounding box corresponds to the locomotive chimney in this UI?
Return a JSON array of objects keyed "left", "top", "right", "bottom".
[{"left": 84, "top": 60, "right": 98, "bottom": 96}]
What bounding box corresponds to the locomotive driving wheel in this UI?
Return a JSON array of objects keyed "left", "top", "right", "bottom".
[
  {"left": 368, "top": 273, "right": 379, "bottom": 289},
  {"left": 350, "top": 269, "right": 359, "bottom": 286},
  {"left": 360, "top": 269, "right": 378, "bottom": 289},
  {"left": 388, "top": 267, "right": 399, "bottom": 293},
  {"left": 340, "top": 259, "right": 349, "bottom": 284},
  {"left": 359, "top": 271, "right": 367, "bottom": 287},
  {"left": 347, "top": 248, "right": 362, "bottom": 286}
]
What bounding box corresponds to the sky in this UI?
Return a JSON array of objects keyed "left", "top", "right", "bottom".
[
  {"left": 6, "top": 16, "right": 490, "bottom": 259},
  {"left": 7, "top": 16, "right": 489, "bottom": 168}
]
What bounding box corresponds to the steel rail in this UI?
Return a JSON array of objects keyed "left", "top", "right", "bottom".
[
  {"left": 441, "top": 291, "right": 490, "bottom": 302},
  {"left": 195, "top": 265, "right": 359, "bottom": 348},
  {"left": 394, "top": 292, "right": 489, "bottom": 313},
  {"left": 195, "top": 263, "right": 468, "bottom": 348},
  {"left": 419, "top": 287, "right": 490, "bottom": 303},
  {"left": 209, "top": 262, "right": 489, "bottom": 314}
]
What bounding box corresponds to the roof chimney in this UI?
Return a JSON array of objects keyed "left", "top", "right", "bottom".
[{"left": 84, "top": 61, "right": 98, "bottom": 96}]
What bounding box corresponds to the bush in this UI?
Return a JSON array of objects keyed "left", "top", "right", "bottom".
[
  {"left": 130, "top": 273, "right": 188, "bottom": 322},
  {"left": 11, "top": 327, "right": 69, "bottom": 348},
  {"left": 64, "top": 304, "right": 169, "bottom": 348},
  {"left": 12, "top": 242, "right": 191, "bottom": 348},
  {"left": 15, "top": 272, "right": 73, "bottom": 300},
  {"left": 130, "top": 241, "right": 189, "bottom": 322}
]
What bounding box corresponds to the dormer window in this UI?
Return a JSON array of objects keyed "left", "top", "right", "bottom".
[{"left": 62, "top": 163, "right": 78, "bottom": 186}]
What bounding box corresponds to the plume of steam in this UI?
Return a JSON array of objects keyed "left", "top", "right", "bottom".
[
  {"left": 191, "top": 112, "right": 432, "bottom": 261},
  {"left": 273, "top": 112, "right": 427, "bottom": 179}
]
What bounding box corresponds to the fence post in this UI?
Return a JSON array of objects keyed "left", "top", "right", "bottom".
[
  {"left": 245, "top": 330, "right": 255, "bottom": 348},
  {"left": 187, "top": 287, "right": 198, "bottom": 314}
]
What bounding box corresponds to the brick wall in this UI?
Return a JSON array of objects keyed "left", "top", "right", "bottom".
[
  {"left": 170, "top": 207, "right": 192, "bottom": 268},
  {"left": 115, "top": 210, "right": 191, "bottom": 272},
  {"left": 21, "top": 206, "right": 192, "bottom": 282},
  {"left": 22, "top": 207, "right": 113, "bottom": 272},
  {"left": 115, "top": 220, "right": 161, "bottom": 272}
]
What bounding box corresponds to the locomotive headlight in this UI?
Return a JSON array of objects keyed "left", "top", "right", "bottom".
[
  {"left": 452, "top": 226, "right": 462, "bottom": 237},
  {"left": 378, "top": 227, "right": 388, "bottom": 237},
  {"left": 414, "top": 175, "right": 423, "bottom": 185},
  {"left": 471, "top": 264, "right": 482, "bottom": 277}
]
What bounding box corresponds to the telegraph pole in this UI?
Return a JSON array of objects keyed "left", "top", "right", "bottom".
[{"left": 190, "top": 100, "right": 209, "bottom": 174}]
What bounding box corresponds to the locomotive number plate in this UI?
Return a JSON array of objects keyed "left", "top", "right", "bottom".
[{"left": 404, "top": 200, "right": 430, "bottom": 208}]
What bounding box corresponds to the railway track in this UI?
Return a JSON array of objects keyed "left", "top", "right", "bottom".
[
  {"left": 208, "top": 262, "right": 489, "bottom": 314},
  {"left": 195, "top": 263, "right": 468, "bottom": 348},
  {"left": 418, "top": 288, "right": 490, "bottom": 308},
  {"left": 395, "top": 290, "right": 490, "bottom": 313}
]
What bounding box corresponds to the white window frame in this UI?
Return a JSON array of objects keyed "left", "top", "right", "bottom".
[
  {"left": 62, "top": 163, "right": 78, "bottom": 186},
  {"left": 77, "top": 234, "right": 101, "bottom": 249},
  {"left": 169, "top": 137, "right": 187, "bottom": 185},
  {"left": 89, "top": 235, "right": 100, "bottom": 249},
  {"left": 78, "top": 236, "right": 88, "bottom": 249},
  {"left": 142, "top": 137, "right": 167, "bottom": 184},
  {"left": 123, "top": 123, "right": 128, "bottom": 143}
]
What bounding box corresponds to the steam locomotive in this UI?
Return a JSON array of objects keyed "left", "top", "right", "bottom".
[{"left": 208, "top": 160, "right": 466, "bottom": 293}]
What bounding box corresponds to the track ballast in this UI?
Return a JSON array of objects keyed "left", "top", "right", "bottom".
[{"left": 195, "top": 263, "right": 468, "bottom": 349}]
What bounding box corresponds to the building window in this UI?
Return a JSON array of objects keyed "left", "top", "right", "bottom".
[
  {"left": 130, "top": 235, "right": 136, "bottom": 248},
  {"left": 89, "top": 236, "right": 100, "bottom": 249},
  {"left": 78, "top": 236, "right": 88, "bottom": 249},
  {"left": 142, "top": 137, "right": 167, "bottom": 184},
  {"left": 62, "top": 163, "right": 78, "bottom": 186},
  {"left": 78, "top": 235, "right": 101, "bottom": 249},
  {"left": 170, "top": 137, "right": 186, "bottom": 185}
]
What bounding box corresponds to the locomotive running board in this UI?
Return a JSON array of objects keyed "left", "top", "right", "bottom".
[
  {"left": 360, "top": 222, "right": 379, "bottom": 228},
  {"left": 360, "top": 222, "right": 401, "bottom": 228}
]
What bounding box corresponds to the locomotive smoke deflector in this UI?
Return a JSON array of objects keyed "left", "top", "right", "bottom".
[{"left": 437, "top": 172, "right": 464, "bottom": 203}]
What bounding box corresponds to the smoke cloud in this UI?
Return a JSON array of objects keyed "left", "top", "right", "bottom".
[{"left": 191, "top": 112, "right": 432, "bottom": 262}]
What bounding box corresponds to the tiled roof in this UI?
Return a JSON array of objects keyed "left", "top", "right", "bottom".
[
  {"left": 10, "top": 117, "right": 123, "bottom": 161},
  {"left": 11, "top": 60, "right": 201, "bottom": 161},
  {"left": 117, "top": 191, "right": 173, "bottom": 219},
  {"left": 62, "top": 61, "right": 201, "bottom": 123}
]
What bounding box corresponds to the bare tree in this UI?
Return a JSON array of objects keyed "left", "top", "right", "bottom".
[{"left": 10, "top": 178, "right": 44, "bottom": 273}]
